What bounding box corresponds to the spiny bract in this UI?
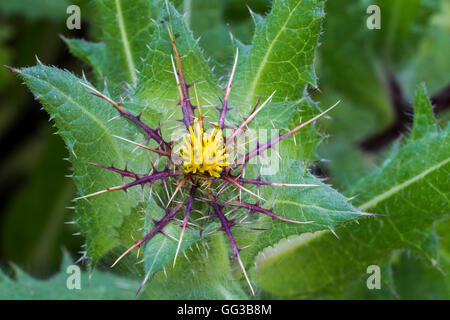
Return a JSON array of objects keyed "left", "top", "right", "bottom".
[{"left": 74, "top": 28, "right": 342, "bottom": 296}]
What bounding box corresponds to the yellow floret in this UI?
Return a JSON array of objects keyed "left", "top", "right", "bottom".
[{"left": 179, "top": 119, "right": 230, "bottom": 177}]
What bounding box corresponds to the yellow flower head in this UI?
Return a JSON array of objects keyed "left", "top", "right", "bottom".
[{"left": 179, "top": 119, "right": 230, "bottom": 177}]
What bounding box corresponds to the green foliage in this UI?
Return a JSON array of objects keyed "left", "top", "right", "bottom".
[
  {"left": 135, "top": 1, "right": 221, "bottom": 124},
  {"left": 230, "top": 0, "right": 325, "bottom": 116},
  {"left": 0, "top": 253, "right": 140, "bottom": 299},
  {"left": 1, "top": 129, "right": 77, "bottom": 276},
  {"left": 3, "top": 0, "right": 449, "bottom": 300},
  {"left": 368, "top": 0, "right": 441, "bottom": 69},
  {"left": 400, "top": 0, "right": 450, "bottom": 96},
  {"left": 12, "top": 0, "right": 352, "bottom": 296},
  {"left": 0, "top": 0, "right": 71, "bottom": 21},
  {"left": 182, "top": 0, "right": 231, "bottom": 75},
  {"left": 141, "top": 199, "right": 201, "bottom": 279},
  {"left": 0, "top": 0, "right": 90, "bottom": 279},
  {"left": 142, "top": 233, "right": 248, "bottom": 299},
  {"left": 17, "top": 64, "right": 154, "bottom": 267},
  {"left": 255, "top": 85, "right": 449, "bottom": 297},
  {"left": 94, "top": 0, "right": 159, "bottom": 86},
  {"left": 65, "top": 0, "right": 160, "bottom": 94},
  {"left": 235, "top": 158, "right": 363, "bottom": 267},
  {"left": 317, "top": 0, "right": 448, "bottom": 191},
  {"left": 0, "top": 240, "right": 247, "bottom": 300}
]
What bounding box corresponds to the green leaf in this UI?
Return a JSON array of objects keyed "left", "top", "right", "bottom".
[
  {"left": 135, "top": 1, "right": 221, "bottom": 123},
  {"left": 95, "top": 0, "right": 160, "bottom": 85},
  {"left": 142, "top": 199, "right": 201, "bottom": 279},
  {"left": 66, "top": 0, "right": 160, "bottom": 94},
  {"left": 238, "top": 159, "right": 362, "bottom": 266},
  {"left": 231, "top": 0, "right": 325, "bottom": 115},
  {"left": 16, "top": 64, "right": 154, "bottom": 267},
  {"left": 254, "top": 86, "right": 449, "bottom": 297},
  {"left": 63, "top": 38, "right": 107, "bottom": 87},
  {"left": 409, "top": 83, "right": 438, "bottom": 141},
  {"left": 184, "top": 0, "right": 232, "bottom": 74},
  {"left": 0, "top": 253, "right": 140, "bottom": 299},
  {"left": 142, "top": 233, "right": 248, "bottom": 299},
  {"left": 248, "top": 97, "right": 323, "bottom": 161}
]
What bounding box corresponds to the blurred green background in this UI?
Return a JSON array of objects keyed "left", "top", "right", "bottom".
[
  {"left": 0, "top": 0, "right": 89, "bottom": 278},
  {"left": 0, "top": 0, "right": 449, "bottom": 297}
]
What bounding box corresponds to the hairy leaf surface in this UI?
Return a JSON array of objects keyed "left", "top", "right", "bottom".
[
  {"left": 255, "top": 85, "right": 450, "bottom": 297},
  {"left": 16, "top": 64, "right": 155, "bottom": 266},
  {"left": 0, "top": 253, "right": 139, "bottom": 299},
  {"left": 231, "top": 0, "right": 325, "bottom": 116}
]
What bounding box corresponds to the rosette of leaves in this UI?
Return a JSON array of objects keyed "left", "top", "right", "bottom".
[{"left": 10, "top": 0, "right": 387, "bottom": 298}]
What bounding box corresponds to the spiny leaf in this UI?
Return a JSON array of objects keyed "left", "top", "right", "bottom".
[
  {"left": 0, "top": 253, "right": 140, "bottom": 299},
  {"left": 135, "top": 0, "right": 221, "bottom": 126},
  {"left": 237, "top": 158, "right": 363, "bottom": 266},
  {"left": 141, "top": 233, "right": 249, "bottom": 299},
  {"left": 94, "top": 0, "right": 160, "bottom": 86},
  {"left": 230, "top": 0, "right": 325, "bottom": 115},
  {"left": 63, "top": 38, "right": 108, "bottom": 87},
  {"left": 65, "top": 0, "right": 161, "bottom": 95},
  {"left": 15, "top": 64, "right": 154, "bottom": 267},
  {"left": 255, "top": 86, "right": 449, "bottom": 297},
  {"left": 141, "top": 199, "right": 201, "bottom": 280},
  {"left": 409, "top": 83, "right": 438, "bottom": 141}
]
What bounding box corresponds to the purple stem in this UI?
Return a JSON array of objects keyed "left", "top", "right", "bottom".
[
  {"left": 209, "top": 201, "right": 241, "bottom": 256},
  {"left": 88, "top": 163, "right": 142, "bottom": 179},
  {"left": 179, "top": 185, "right": 197, "bottom": 229},
  {"left": 180, "top": 101, "right": 193, "bottom": 130},
  {"left": 185, "top": 185, "right": 197, "bottom": 217},
  {"left": 88, "top": 89, "right": 172, "bottom": 152},
  {"left": 113, "top": 169, "right": 180, "bottom": 193},
  {"left": 234, "top": 177, "right": 275, "bottom": 187},
  {"left": 218, "top": 100, "right": 230, "bottom": 130},
  {"left": 139, "top": 204, "right": 182, "bottom": 245},
  {"left": 121, "top": 109, "right": 172, "bottom": 152},
  {"left": 243, "top": 132, "right": 285, "bottom": 164},
  {"left": 225, "top": 201, "right": 305, "bottom": 224}
]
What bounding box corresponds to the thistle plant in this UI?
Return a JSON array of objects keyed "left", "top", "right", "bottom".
[
  {"left": 7, "top": 0, "right": 448, "bottom": 300},
  {"left": 6, "top": 0, "right": 376, "bottom": 297},
  {"left": 72, "top": 28, "right": 346, "bottom": 294}
]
